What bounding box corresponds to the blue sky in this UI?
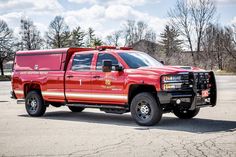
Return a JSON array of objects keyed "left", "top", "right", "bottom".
[{"left": 0, "top": 0, "right": 235, "bottom": 40}]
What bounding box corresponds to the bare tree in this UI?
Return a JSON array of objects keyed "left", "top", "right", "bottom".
[
  {"left": 123, "top": 20, "right": 135, "bottom": 46},
  {"left": 190, "top": 0, "right": 216, "bottom": 53},
  {"left": 168, "top": 0, "right": 195, "bottom": 64},
  {"left": 145, "top": 29, "right": 157, "bottom": 42},
  {"left": 106, "top": 30, "right": 122, "bottom": 46},
  {"left": 136, "top": 21, "right": 147, "bottom": 41},
  {"left": 46, "top": 16, "right": 70, "bottom": 48},
  {"left": 123, "top": 20, "right": 156, "bottom": 46},
  {"left": 0, "top": 20, "right": 14, "bottom": 75},
  {"left": 223, "top": 26, "right": 236, "bottom": 60},
  {"left": 19, "top": 17, "right": 43, "bottom": 50},
  {"left": 201, "top": 23, "right": 216, "bottom": 69},
  {"left": 202, "top": 23, "right": 236, "bottom": 71}
]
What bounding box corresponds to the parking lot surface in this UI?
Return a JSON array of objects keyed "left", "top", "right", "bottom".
[{"left": 0, "top": 76, "right": 236, "bottom": 157}]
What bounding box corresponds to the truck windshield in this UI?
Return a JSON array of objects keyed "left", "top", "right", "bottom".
[{"left": 118, "top": 52, "right": 163, "bottom": 69}]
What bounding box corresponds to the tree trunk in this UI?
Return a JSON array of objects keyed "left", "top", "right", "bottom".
[
  {"left": 187, "top": 35, "right": 195, "bottom": 66},
  {"left": 0, "top": 61, "right": 4, "bottom": 76}
]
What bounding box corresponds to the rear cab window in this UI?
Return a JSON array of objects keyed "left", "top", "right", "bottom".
[{"left": 72, "top": 53, "right": 94, "bottom": 71}]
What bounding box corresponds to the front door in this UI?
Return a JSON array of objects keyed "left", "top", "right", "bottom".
[
  {"left": 65, "top": 53, "right": 94, "bottom": 103},
  {"left": 91, "top": 53, "right": 127, "bottom": 104}
]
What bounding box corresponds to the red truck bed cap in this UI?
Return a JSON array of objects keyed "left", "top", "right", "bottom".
[{"left": 16, "top": 47, "right": 94, "bottom": 55}]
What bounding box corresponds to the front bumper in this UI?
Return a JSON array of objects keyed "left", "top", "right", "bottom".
[{"left": 158, "top": 71, "right": 217, "bottom": 110}]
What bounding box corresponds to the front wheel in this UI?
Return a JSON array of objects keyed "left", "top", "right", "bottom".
[
  {"left": 25, "top": 91, "right": 46, "bottom": 117},
  {"left": 173, "top": 108, "right": 200, "bottom": 119},
  {"left": 131, "top": 92, "right": 162, "bottom": 126}
]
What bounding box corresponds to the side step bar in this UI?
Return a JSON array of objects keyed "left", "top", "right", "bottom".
[
  {"left": 17, "top": 99, "right": 25, "bottom": 104},
  {"left": 67, "top": 103, "right": 129, "bottom": 110}
]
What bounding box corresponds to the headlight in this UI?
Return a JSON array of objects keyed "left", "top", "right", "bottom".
[
  {"left": 161, "top": 74, "right": 190, "bottom": 91},
  {"left": 162, "top": 75, "right": 182, "bottom": 83},
  {"left": 162, "top": 83, "right": 182, "bottom": 90}
]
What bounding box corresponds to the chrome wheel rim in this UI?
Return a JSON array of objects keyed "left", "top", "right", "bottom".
[
  {"left": 136, "top": 100, "right": 151, "bottom": 120},
  {"left": 26, "top": 96, "right": 38, "bottom": 114}
]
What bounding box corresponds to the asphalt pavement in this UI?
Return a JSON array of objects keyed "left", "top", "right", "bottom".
[{"left": 0, "top": 76, "right": 236, "bottom": 157}]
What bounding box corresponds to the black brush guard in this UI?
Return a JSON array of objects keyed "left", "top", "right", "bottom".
[{"left": 158, "top": 71, "right": 217, "bottom": 110}]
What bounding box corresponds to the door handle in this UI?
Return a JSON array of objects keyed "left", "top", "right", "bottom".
[
  {"left": 67, "top": 75, "right": 74, "bottom": 78},
  {"left": 93, "top": 75, "right": 100, "bottom": 79}
]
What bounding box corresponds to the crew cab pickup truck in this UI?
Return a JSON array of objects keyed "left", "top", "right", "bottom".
[{"left": 11, "top": 46, "right": 217, "bottom": 126}]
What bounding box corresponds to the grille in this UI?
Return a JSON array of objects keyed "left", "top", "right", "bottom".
[{"left": 193, "top": 72, "right": 209, "bottom": 90}]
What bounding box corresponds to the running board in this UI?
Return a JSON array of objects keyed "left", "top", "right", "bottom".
[
  {"left": 17, "top": 99, "right": 25, "bottom": 104},
  {"left": 67, "top": 103, "right": 129, "bottom": 110}
]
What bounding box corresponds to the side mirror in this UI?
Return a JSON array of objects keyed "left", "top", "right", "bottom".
[
  {"left": 160, "top": 60, "right": 164, "bottom": 65},
  {"left": 102, "top": 60, "right": 112, "bottom": 72},
  {"left": 115, "top": 65, "right": 124, "bottom": 72}
]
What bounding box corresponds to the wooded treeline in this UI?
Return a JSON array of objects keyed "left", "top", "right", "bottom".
[{"left": 0, "top": 0, "right": 235, "bottom": 75}]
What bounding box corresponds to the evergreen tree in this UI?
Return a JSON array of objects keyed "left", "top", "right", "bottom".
[
  {"left": 159, "top": 25, "right": 182, "bottom": 57},
  {"left": 93, "top": 37, "right": 103, "bottom": 46},
  {"left": 86, "top": 27, "right": 95, "bottom": 47},
  {"left": 71, "top": 26, "right": 85, "bottom": 47}
]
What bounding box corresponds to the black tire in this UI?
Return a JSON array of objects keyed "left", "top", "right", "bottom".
[
  {"left": 130, "top": 92, "right": 162, "bottom": 126},
  {"left": 173, "top": 108, "right": 200, "bottom": 119},
  {"left": 68, "top": 106, "right": 85, "bottom": 112},
  {"left": 25, "top": 91, "right": 46, "bottom": 117}
]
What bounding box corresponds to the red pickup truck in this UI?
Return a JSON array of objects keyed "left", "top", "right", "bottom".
[{"left": 11, "top": 46, "right": 217, "bottom": 126}]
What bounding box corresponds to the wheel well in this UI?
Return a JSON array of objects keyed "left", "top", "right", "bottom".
[
  {"left": 24, "top": 83, "right": 41, "bottom": 97},
  {"left": 128, "top": 84, "right": 157, "bottom": 105}
]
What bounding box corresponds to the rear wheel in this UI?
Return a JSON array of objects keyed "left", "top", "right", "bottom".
[
  {"left": 25, "top": 91, "right": 46, "bottom": 117},
  {"left": 68, "top": 106, "right": 85, "bottom": 112},
  {"left": 130, "top": 92, "right": 162, "bottom": 126},
  {"left": 173, "top": 108, "right": 200, "bottom": 119}
]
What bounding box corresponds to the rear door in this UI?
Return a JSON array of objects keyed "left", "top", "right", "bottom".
[
  {"left": 65, "top": 53, "right": 94, "bottom": 103},
  {"left": 91, "top": 53, "right": 127, "bottom": 104}
]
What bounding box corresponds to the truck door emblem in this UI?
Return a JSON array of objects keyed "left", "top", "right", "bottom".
[{"left": 105, "top": 79, "right": 111, "bottom": 86}]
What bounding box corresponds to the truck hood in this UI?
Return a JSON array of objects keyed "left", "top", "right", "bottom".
[{"left": 125, "top": 66, "right": 205, "bottom": 76}]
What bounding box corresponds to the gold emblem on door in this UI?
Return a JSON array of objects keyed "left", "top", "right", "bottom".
[{"left": 105, "top": 79, "right": 111, "bottom": 86}]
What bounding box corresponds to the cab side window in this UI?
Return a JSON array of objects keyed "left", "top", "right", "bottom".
[
  {"left": 96, "top": 53, "right": 118, "bottom": 71},
  {"left": 72, "top": 53, "right": 93, "bottom": 71}
]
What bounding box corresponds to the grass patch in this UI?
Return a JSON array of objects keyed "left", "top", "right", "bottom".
[{"left": 0, "top": 75, "right": 11, "bottom": 81}]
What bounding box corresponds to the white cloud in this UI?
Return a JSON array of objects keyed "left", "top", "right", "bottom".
[
  {"left": 0, "top": 0, "right": 63, "bottom": 13},
  {"left": 0, "top": 12, "right": 22, "bottom": 23},
  {"left": 68, "top": 0, "right": 97, "bottom": 4},
  {"left": 62, "top": 4, "right": 167, "bottom": 41},
  {"left": 0, "top": 0, "right": 167, "bottom": 44},
  {"left": 215, "top": 0, "right": 236, "bottom": 4},
  {"left": 230, "top": 16, "right": 236, "bottom": 25},
  {"left": 34, "top": 22, "right": 48, "bottom": 34},
  {"left": 64, "top": 5, "right": 106, "bottom": 31},
  {"left": 105, "top": 5, "right": 133, "bottom": 20},
  {"left": 68, "top": 0, "right": 160, "bottom": 6}
]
